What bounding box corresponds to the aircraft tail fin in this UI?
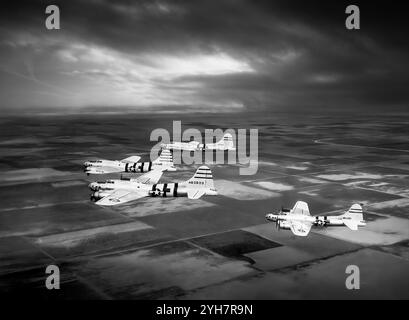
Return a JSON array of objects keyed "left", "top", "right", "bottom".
[
  {"left": 153, "top": 149, "right": 174, "bottom": 166},
  {"left": 217, "top": 133, "right": 235, "bottom": 150},
  {"left": 345, "top": 204, "right": 364, "bottom": 221},
  {"left": 343, "top": 204, "right": 365, "bottom": 231},
  {"left": 187, "top": 166, "right": 215, "bottom": 190}
]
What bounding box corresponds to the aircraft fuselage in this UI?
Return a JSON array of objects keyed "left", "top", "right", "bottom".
[
  {"left": 84, "top": 161, "right": 175, "bottom": 174},
  {"left": 162, "top": 142, "right": 234, "bottom": 151},
  {"left": 89, "top": 180, "right": 216, "bottom": 201}
]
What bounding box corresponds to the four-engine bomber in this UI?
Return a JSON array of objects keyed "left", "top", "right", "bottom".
[
  {"left": 89, "top": 166, "right": 217, "bottom": 206},
  {"left": 266, "top": 201, "right": 366, "bottom": 236}
]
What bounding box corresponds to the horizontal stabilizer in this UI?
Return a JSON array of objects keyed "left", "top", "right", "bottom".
[
  {"left": 187, "top": 189, "right": 205, "bottom": 199},
  {"left": 343, "top": 220, "right": 359, "bottom": 231}
]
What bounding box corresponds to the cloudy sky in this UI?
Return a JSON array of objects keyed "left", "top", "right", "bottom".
[{"left": 0, "top": 0, "right": 408, "bottom": 113}]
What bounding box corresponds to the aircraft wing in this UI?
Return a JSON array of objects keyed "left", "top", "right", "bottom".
[
  {"left": 132, "top": 169, "right": 164, "bottom": 184},
  {"left": 292, "top": 201, "right": 310, "bottom": 215},
  {"left": 88, "top": 166, "right": 124, "bottom": 174},
  {"left": 289, "top": 221, "right": 312, "bottom": 236},
  {"left": 187, "top": 189, "right": 205, "bottom": 199},
  {"left": 95, "top": 189, "right": 145, "bottom": 206},
  {"left": 121, "top": 156, "right": 141, "bottom": 163}
]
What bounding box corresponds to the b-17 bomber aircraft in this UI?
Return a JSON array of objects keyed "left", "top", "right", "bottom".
[
  {"left": 89, "top": 165, "right": 218, "bottom": 206},
  {"left": 161, "top": 133, "right": 236, "bottom": 151},
  {"left": 83, "top": 149, "right": 176, "bottom": 175},
  {"left": 265, "top": 201, "right": 366, "bottom": 236}
]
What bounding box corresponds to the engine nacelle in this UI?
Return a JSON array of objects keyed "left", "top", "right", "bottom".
[
  {"left": 91, "top": 191, "right": 110, "bottom": 201},
  {"left": 88, "top": 182, "right": 102, "bottom": 191},
  {"left": 85, "top": 167, "right": 106, "bottom": 174},
  {"left": 278, "top": 220, "right": 291, "bottom": 230}
]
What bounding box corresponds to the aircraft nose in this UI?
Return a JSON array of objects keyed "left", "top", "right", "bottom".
[
  {"left": 265, "top": 213, "right": 275, "bottom": 221},
  {"left": 88, "top": 182, "right": 99, "bottom": 190}
]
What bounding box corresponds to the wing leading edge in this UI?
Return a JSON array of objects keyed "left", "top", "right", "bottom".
[
  {"left": 121, "top": 156, "right": 141, "bottom": 163},
  {"left": 95, "top": 189, "right": 146, "bottom": 206},
  {"left": 131, "top": 169, "right": 164, "bottom": 185}
]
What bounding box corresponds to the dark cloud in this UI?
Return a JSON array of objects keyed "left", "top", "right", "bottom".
[{"left": 0, "top": 0, "right": 408, "bottom": 112}]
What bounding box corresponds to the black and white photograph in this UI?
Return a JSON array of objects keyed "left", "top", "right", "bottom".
[{"left": 0, "top": 0, "right": 408, "bottom": 304}]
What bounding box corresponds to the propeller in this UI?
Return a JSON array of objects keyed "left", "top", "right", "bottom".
[{"left": 272, "top": 207, "right": 281, "bottom": 230}]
